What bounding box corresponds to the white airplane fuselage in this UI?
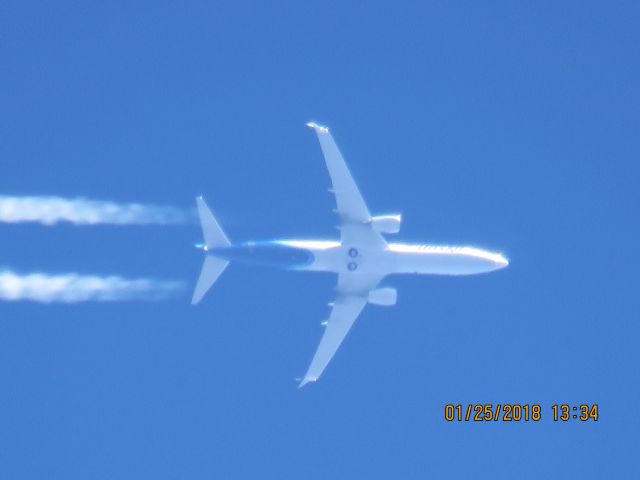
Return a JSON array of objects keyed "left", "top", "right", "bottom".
[
  {"left": 208, "top": 239, "right": 508, "bottom": 279},
  {"left": 193, "top": 122, "right": 509, "bottom": 386}
]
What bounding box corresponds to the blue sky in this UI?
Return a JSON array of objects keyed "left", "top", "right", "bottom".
[{"left": 1, "top": 1, "right": 639, "bottom": 478}]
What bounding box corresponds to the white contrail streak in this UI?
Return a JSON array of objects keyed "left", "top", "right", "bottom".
[
  {"left": 0, "top": 270, "right": 185, "bottom": 303},
  {"left": 0, "top": 196, "right": 192, "bottom": 225}
]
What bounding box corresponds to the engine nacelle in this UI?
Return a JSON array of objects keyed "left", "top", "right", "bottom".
[
  {"left": 370, "top": 214, "right": 402, "bottom": 234},
  {"left": 368, "top": 287, "right": 397, "bottom": 306}
]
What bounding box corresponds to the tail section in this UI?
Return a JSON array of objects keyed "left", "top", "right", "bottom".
[
  {"left": 192, "top": 197, "right": 231, "bottom": 305},
  {"left": 192, "top": 255, "right": 229, "bottom": 305},
  {"left": 195, "top": 196, "right": 230, "bottom": 249}
]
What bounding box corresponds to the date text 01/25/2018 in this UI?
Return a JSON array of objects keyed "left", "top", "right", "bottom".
[{"left": 444, "top": 404, "right": 599, "bottom": 422}]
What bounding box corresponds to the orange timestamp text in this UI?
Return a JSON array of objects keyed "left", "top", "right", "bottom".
[{"left": 444, "top": 404, "right": 599, "bottom": 422}]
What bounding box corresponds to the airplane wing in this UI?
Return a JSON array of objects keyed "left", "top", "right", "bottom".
[
  {"left": 299, "top": 272, "right": 383, "bottom": 387},
  {"left": 307, "top": 122, "right": 386, "bottom": 248}
]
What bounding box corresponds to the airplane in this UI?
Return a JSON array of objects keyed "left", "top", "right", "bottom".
[{"left": 192, "top": 122, "right": 509, "bottom": 387}]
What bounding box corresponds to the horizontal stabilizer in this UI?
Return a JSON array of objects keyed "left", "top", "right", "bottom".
[
  {"left": 192, "top": 255, "right": 229, "bottom": 305},
  {"left": 192, "top": 197, "right": 231, "bottom": 304},
  {"left": 196, "top": 196, "right": 230, "bottom": 248}
]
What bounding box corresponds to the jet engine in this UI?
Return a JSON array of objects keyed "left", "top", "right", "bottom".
[
  {"left": 368, "top": 287, "right": 397, "bottom": 306},
  {"left": 370, "top": 214, "right": 402, "bottom": 234}
]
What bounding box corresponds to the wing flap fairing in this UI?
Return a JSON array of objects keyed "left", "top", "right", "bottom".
[
  {"left": 307, "top": 122, "right": 386, "bottom": 249},
  {"left": 299, "top": 272, "right": 385, "bottom": 387},
  {"left": 299, "top": 295, "right": 368, "bottom": 387},
  {"left": 306, "top": 122, "right": 371, "bottom": 224}
]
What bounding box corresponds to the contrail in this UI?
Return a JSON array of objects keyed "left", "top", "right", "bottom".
[
  {"left": 0, "top": 270, "right": 185, "bottom": 303},
  {"left": 0, "top": 196, "right": 193, "bottom": 225}
]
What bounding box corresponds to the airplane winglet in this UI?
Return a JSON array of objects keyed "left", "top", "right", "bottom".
[
  {"left": 297, "top": 376, "right": 317, "bottom": 388},
  {"left": 306, "top": 121, "right": 329, "bottom": 133}
]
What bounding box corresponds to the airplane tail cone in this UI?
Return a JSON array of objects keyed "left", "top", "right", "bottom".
[{"left": 192, "top": 197, "right": 231, "bottom": 305}]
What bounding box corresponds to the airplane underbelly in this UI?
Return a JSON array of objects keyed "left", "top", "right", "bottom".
[
  {"left": 302, "top": 247, "right": 345, "bottom": 272},
  {"left": 210, "top": 242, "right": 315, "bottom": 269}
]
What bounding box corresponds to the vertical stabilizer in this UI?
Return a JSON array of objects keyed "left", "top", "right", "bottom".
[{"left": 192, "top": 197, "right": 231, "bottom": 305}]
